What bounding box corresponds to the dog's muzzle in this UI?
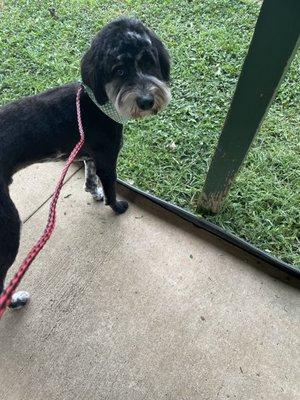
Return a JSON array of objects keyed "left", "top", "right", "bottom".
[{"left": 106, "top": 76, "right": 171, "bottom": 120}]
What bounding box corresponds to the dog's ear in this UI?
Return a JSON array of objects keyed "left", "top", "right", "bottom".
[
  {"left": 81, "top": 45, "right": 108, "bottom": 105},
  {"left": 149, "top": 32, "right": 171, "bottom": 83},
  {"left": 157, "top": 41, "right": 171, "bottom": 83}
]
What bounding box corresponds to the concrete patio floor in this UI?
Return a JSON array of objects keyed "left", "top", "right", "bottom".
[{"left": 0, "top": 163, "right": 299, "bottom": 400}]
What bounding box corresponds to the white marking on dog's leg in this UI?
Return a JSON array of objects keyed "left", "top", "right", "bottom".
[
  {"left": 84, "top": 160, "right": 104, "bottom": 201},
  {"left": 91, "top": 186, "right": 104, "bottom": 201},
  {"left": 10, "top": 290, "right": 30, "bottom": 310}
]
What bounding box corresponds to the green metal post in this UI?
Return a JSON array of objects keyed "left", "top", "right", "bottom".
[{"left": 198, "top": 0, "right": 300, "bottom": 214}]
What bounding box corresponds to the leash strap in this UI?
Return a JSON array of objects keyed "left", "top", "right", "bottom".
[{"left": 0, "top": 86, "right": 85, "bottom": 319}]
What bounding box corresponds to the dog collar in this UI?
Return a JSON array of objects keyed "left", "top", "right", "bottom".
[{"left": 82, "top": 84, "right": 128, "bottom": 125}]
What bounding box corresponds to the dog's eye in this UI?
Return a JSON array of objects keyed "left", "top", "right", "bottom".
[{"left": 115, "top": 68, "right": 125, "bottom": 77}]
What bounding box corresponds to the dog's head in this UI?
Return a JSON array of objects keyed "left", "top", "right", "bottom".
[{"left": 81, "top": 18, "right": 171, "bottom": 119}]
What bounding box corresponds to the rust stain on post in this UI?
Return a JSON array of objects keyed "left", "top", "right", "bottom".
[{"left": 198, "top": 177, "right": 233, "bottom": 214}]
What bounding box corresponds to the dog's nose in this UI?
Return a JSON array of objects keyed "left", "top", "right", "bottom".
[{"left": 137, "top": 94, "right": 154, "bottom": 110}]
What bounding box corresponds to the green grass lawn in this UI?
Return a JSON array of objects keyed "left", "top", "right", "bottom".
[{"left": 1, "top": 0, "right": 299, "bottom": 266}]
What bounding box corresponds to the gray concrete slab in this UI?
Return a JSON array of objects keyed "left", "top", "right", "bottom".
[
  {"left": 0, "top": 166, "right": 299, "bottom": 400},
  {"left": 10, "top": 162, "right": 80, "bottom": 221}
]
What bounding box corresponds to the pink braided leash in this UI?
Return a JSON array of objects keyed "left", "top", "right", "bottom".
[{"left": 0, "top": 86, "right": 85, "bottom": 318}]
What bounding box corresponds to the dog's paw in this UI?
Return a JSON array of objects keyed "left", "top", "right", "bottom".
[
  {"left": 85, "top": 185, "right": 104, "bottom": 201},
  {"left": 9, "top": 290, "right": 30, "bottom": 310},
  {"left": 111, "top": 200, "right": 129, "bottom": 214},
  {"left": 91, "top": 187, "right": 104, "bottom": 201}
]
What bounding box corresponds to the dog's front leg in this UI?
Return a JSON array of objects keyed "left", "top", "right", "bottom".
[
  {"left": 93, "top": 155, "right": 128, "bottom": 214},
  {"left": 84, "top": 160, "right": 104, "bottom": 201}
]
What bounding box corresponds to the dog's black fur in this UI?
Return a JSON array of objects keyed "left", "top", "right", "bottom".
[{"left": 0, "top": 17, "right": 170, "bottom": 307}]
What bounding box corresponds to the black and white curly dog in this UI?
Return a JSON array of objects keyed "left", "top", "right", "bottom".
[{"left": 0, "top": 17, "right": 171, "bottom": 310}]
